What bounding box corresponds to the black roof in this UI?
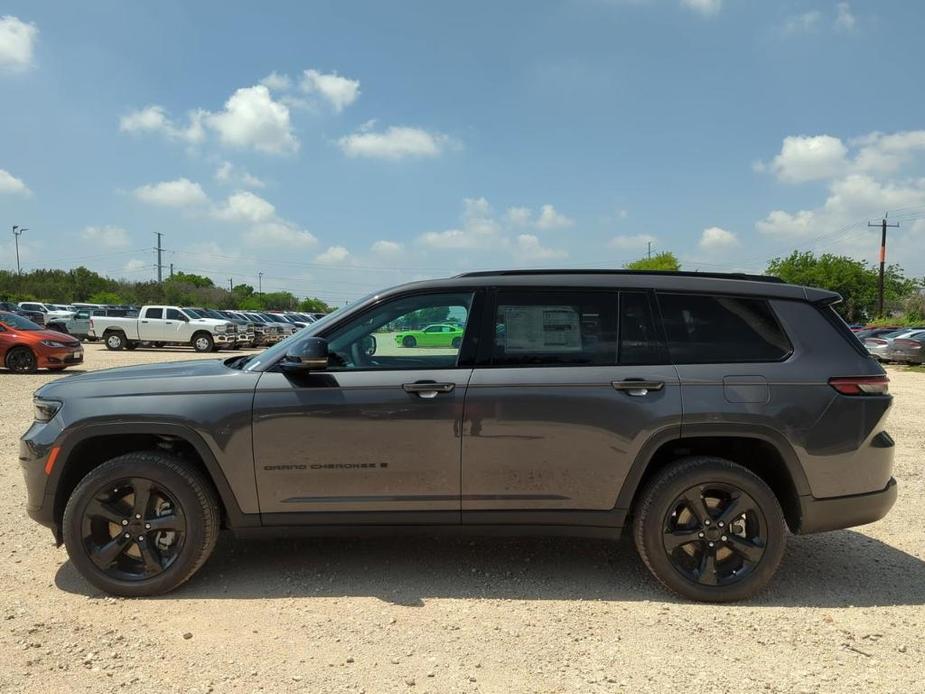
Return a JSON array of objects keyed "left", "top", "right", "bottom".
[{"left": 455, "top": 269, "right": 784, "bottom": 283}]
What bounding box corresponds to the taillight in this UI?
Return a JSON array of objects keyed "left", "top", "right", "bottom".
[
  {"left": 864, "top": 338, "right": 888, "bottom": 346},
  {"left": 894, "top": 338, "right": 922, "bottom": 350},
  {"left": 828, "top": 375, "right": 890, "bottom": 395}
]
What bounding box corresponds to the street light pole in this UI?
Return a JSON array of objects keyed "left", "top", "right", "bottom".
[
  {"left": 258, "top": 272, "right": 263, "bottom": 294},
  {"left": 12, "top": 225, "right": 27, "bottom": 274}
]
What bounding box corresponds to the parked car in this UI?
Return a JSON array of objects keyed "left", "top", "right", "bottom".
[
  {"left": 20, "top": 270, "right": 897, "bottom": 602},
  {"left": 253, "top": 312, "right": 297, "bottom": 339},
  {"left": 88, "top": 305, "right": 237, "bottom": 352},
  {"left": 185, "top": 308, "right": 256, "bottom": 348},
  {"left": 0, "top": 301, "right": 46, "bottom": 326},
  {"left": 395, "top": 323, "right": 465, "bottom": 348},
  {"left": 864, "top": 328, "right": 925, "bottom": 361},
  {"left": 18, "top": 301, "right": 75, "bottom": 322},
  {"left": 1, "top": 310, "right": 83, "bottom": 373},
  {"left": 57, "top": 307, "right": 140, "bottom": 341},
  {"left": 889, "top": 335, "right": 925, "bottom": 364}
]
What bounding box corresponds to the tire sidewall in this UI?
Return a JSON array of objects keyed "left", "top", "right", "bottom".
[
  {"left": 635, "top": 458, "right": 786, "bottom": 603},
  {"left": 5, "top": 346, "right": 37, "bottom": 373},
  {"left": 192, "top": 333, "right": 213, "bottom": 353},
  {"left": 105, "top": 332, "right": 125, "bottom": 350},
  {"left": 62, "top": 455, "right": 214, "bottom": 597}
]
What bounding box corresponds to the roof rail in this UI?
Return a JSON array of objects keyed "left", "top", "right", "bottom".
[{"left": 453, "top": 269, "right": 785, "bottom": 283}]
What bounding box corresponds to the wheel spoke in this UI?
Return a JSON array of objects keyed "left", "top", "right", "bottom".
[
  {"left": 683, "top": 488, "right": 711, "bottom": 525},
  {"left": 90, "top": 534, "right": 131, "bottom": 568},
  {"left": 697, "top": 549, "right": 718, "bottom": 586},
  {"left": 726, "top": 535, "right": 765, "bottom": 564},
  {"left": 717, "top": 493, "right": 755, "bottom": 527},
  {"left": 137, "top": 541, "right": 163, "bottom": 576},
  {"left": 145, "top": 512, "right": 182, "bottom": 532},
  {"left": 86, "top": 498, "right": 126, "bottom": 525},
  {"left": 132, "top": 480, "right": 152, "bottom": 518},
  {"left": 663, "top": 528, "right": 702, "bottom": 552}
]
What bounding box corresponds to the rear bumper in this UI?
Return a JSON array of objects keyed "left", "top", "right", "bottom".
[{"left": 797, "top": 477, "right": 897, "bottom": 534}]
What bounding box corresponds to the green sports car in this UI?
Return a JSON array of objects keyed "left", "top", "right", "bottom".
[{"left": 394, "top": 323, "right": 464, "bottom": 348}]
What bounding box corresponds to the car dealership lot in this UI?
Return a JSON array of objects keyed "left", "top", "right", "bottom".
[{"left": 0, "top": 345, "right": 923, "bottom": 693}]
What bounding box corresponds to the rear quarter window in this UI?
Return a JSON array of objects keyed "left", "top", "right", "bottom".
[{"left": 657, "top": 293, "right": 792, "bottom": 364}]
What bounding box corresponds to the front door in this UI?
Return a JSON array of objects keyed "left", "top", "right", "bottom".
[
  {"left": 461, "top": 289, "right": 682, "bottom": 524},
  {"left": 252, "top": 290, "right": 479, "bottom": 519}
]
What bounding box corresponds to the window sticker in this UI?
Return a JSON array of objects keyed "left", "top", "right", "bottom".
[{"left": 501, "top": 305, "right": 582, "bottom": 352}]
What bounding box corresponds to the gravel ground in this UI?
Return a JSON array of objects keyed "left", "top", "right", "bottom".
[{"left": 1, "top": 345, "right": 923, "bottom": 693}]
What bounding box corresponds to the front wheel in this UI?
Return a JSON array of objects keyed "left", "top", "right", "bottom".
[
  {"left": 633, "top": 457, "right": 786, "bottom": 602},
  {"left": 62, "top": 452, "right": 220, "bottom": 597},
  {"left": 192, "top": 333, "right": 214, "bottom": 353},
  {"left": 402, "top": 335, "right": 417, "bottom": 348},
  {"left": 5, "top": 346, "right": 37, "bottom": 374}
]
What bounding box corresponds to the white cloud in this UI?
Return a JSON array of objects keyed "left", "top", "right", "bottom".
[
  {"left": 315, "top": 245, "right": 350, "bottom": 264},
  {"left": 338, "top": 126, "right": 452, "bottom": 160},
  {"left": 81, "top": 225, "right": 130, "bottom": 249},
  {"left": 421, "top": 198, "right": 500, "bottom": 250},
  {"left": 514, "top": 234, "right": 567, "bottom": 261},
  {"left": 609, "top": 233, "right": 657, "bottom": 250},
  {"left": 119, "top": 105, "right": 206, "bottom": 144},
  {"left": 835, "top": 2, "right": 856, "bottom": 30},
  {"left": 0, "top": 16, "right": 38, "bottom": 71},
  {"left": 260, "top": 71, "right": 292, "bottom": 91},
  {"left": 768, "top": 135, "right": 849, "bottom": 183},
  {"left": 680, "top": 0, "right": 721, "bottom": 16},
  {"left": 214, "top": 161, "right": 265, "bottom": 188},
  {"left": 0, "top": 168, "right": 30, "bottom": 195},
  {"left": 242, "top": 222, "right": 318, "bottom": 249},
  {"left": 782, "top": 11, "right": 822, "bottom": 34},
  {"left": 535, "top": 204, "right": 575, "bottom": 231},
  {"left": 133, "top": 178, "right": 209, "bottom": 207},
  {"left": 852, "top": 131, "right": 925, "bottom": 174},
  {"left": 206, "top": 85, "right": 298, "bottom": 155},
  {"left": 124, "top": 258, "right": 147, "bottom": 273},
  {"left": 506, "top": 206, "right": 532, "bottom": 226},
  {"left": 301, "top": 69, "right": 360, "bottom": 112},
  {"left": 699, "top": 226, "right": 739, "bottom": 250},
  {"left": 213, "top": 191, "right": 276, "bottom": 223},
  {"left": 371, "top": 240, "right": 402, "bottom": 255}
]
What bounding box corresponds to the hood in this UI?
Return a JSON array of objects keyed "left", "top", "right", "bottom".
[{"left": 12, "top": 329, "right": 81, "bottom": 344}]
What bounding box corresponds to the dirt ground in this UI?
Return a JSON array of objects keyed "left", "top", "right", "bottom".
[{"left": 0, "top": 345, "right": 923, "bottom": 693}]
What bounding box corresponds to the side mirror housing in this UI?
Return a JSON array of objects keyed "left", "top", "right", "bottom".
[
  {"left": 281, "top": 336, "right": 329, "bottom": 372},
  {"left": 361, "top": 334, "right": 377, "bottom": 357}
]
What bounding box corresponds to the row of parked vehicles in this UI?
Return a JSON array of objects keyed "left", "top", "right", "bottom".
[{"left": 855, "top": 326, "right": 925, "bottom": 364}]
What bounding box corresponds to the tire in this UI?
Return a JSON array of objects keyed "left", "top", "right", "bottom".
[
  {"left": 451, "top": 337, "right": 462, "bottom": 348},
  {"left": 192, "top": 332, "right": 214, "bottom": 353},
  {"left": 5, "top": 346, "right": 37, "bottom": 374},
  {"left": 104, "top": 332, "right": 126, "bottom": 351},
  {"left": 62, "top": 452, "right": 220, "bottom": 597},
  {"left": 402, "top": 335, "right": 417, "bottom": 348},
  {"left": 633, "top": 456, "right": 786, "bottom": 603},
  {"left": 153, "top": 342, "right": 166, "bottom": 348}
]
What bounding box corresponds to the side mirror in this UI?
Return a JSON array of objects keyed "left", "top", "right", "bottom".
[
  {"left": 361, "top": 334, "right": 377, "bottom": 357},
  {"left": 281, "top": 336, "right": 329, "bottom": 372}
]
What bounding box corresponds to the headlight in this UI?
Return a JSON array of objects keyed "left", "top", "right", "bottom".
[
  {"left": 40, "top": 340, "right": 68, "bottom": 348},
  {"left": 214, "top": 325, "right": 226, "bottom": 333},
  {"left": 34, "top": 398, "right": 62, "bottom": 422}
]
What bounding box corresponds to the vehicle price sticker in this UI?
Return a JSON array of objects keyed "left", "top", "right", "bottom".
[{"left": 502, "top": 305, "right": 581, "bottom": 352}]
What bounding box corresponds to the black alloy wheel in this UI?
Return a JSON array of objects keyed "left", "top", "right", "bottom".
[
  {"left": 5, "top": 346, "right": 37, "bottom": 374},
  {"left": 402, "top": 335, "right": 416, "bottom": 347}
]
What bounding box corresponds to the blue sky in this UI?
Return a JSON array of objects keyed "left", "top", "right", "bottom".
[{"left": 2, "top": 1, "right": 925, "bottom": 305}]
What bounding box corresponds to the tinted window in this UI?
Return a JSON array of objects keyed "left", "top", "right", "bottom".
[
  {"left": 620, "top": 292, "right": 668, "bottom": 365},
  {"left": 166, "top": 308, "right": 184, "bottom": 320},
  {"left": 144, "top": 307, "right": 163, "bottom": 319},
  {"left": 492, "top": 291, "right": 618, "bottom": 366},
  {"left": 658, "top": 294, "right": 792, "bottom": 363}
]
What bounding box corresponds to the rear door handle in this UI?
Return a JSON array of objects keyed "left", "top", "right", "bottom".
[
  {"left": 612, "top": 379, "right": 664, "bottom": 396},
  {"left": 402, "top": 381, "right": 456, "bottom": 399}
]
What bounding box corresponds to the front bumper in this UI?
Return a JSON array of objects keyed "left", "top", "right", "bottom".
[
  {"left": 797, "top": 478, "right": 898, "bottom": 534},
  {"left": 213, "top": 333, "right": 236, "bottom": 344}
]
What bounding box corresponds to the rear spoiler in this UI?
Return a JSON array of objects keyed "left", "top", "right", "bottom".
[{"left": 804, "top": 286, "right": 842, "bottom": 305}]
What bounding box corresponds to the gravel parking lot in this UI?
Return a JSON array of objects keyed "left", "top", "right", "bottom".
[{"left": 1, "top": 345, "right": 923, "bottom": 693}]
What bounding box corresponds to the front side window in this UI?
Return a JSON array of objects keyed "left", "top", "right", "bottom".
[
  {"left": 144, "top": 307, "right": 164, "bottom": 319},
  {"left": 658, "top": 293, "right": 792, "bottom": 364},
  {"left": 492, "top": 291, "right": 619, "bottom": 366},
  {"left": 325, "top": 292, "right": 473, "bottom": 370},
  {"left": 166, "top": 308, "right": 185, "bottom": 320}
]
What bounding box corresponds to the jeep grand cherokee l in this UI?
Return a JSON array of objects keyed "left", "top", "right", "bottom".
[{"left": 20, "top": 270, "right": 896, "bottom": 601}]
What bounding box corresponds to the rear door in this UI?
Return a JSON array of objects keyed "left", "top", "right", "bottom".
[{"left": 461, "top": 288, "right": 682, "bottom": 524}]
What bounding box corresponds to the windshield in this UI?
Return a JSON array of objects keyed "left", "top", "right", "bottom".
[
  {"left": 0, "top": 311, "right": 41, "bottom": 330},
  {"left": 199, "top": 309, "right": 225, "bottom": 320},
  {"left": 242, "top": 299, "right": 359, "bottom": 372}
]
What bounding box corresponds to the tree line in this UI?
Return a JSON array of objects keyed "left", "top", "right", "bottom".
[
  {"left": 0, "top": 268, "right": 333, "bottom": 313},
  {"left": 625, "top": 250, "right": 924, "bottom": 324}
]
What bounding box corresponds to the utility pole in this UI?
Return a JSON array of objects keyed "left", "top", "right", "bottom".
[
  {"left": 258, "top": 272, "right": 263, "bottom": 294},
  {"left": 169, "top": 263, "right": 174, "bottom": 278},
  {"left": 868, "top": 213, "right": 900, "bottom": 317},
  {"left": 647, "top": 241, "right": 652, "bottom": 259},
  {"left": 12, "top": 225, "right": 27, "bottom": 274},
  {"left": 228, "top": 278, "right": 233, "bottom": 292},
  {"left": 154, "top": 232, "right": 165, "bottom": 283}
]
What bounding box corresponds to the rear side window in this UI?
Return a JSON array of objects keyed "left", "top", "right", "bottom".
[
  {"left": 144, "top": 307, "right": 163, "bottom": 319},
  {"left": 620, "top": 291, "right": 668, "bottom": 365},
  {"left": 492, "top": 291, "right": 618, "bottom": 366},
  {"left": 657, "top": 294, "right": 792, "bottom": 364}
]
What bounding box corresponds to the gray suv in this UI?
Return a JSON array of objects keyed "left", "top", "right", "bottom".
[{"left": 20, "top": 270, "right": 897, "bottom": 601}]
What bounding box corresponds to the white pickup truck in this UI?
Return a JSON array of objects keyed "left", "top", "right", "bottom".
[{"left": 88, "top": 305, "right": 238, "bottom": 352}]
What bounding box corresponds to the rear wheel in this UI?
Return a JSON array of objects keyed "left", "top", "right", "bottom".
[
  {"left": 5, "top": 346, "right": 37, "bottom": 374},
  {"left": 192, "top": 333, "right": 214, "bottom": 353},
  {"left": 104, "top": 332, "right": 125, "bottom": 351},
  {"left": 62, "top": 452, "right": 220, "bottom": 597},
  {"left": 633, "top": 457, "right": 786, "bottom": 602}
]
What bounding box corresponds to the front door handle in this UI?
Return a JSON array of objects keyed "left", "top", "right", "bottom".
[
  {"left": 402, "top": 381, "right": 456, "bottom": 399},
  {"left": 612, "top": 379, "right": 664, "bottom": 397}
]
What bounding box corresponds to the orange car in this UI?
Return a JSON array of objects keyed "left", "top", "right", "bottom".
[{"left": 0, "top": 311, "right": 84, "bottom": 374}]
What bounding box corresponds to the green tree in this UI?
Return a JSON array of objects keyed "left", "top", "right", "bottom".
[
  {"left": 299, "top": 297, "right": 333, "bottom": 313},
  {"left": 88, "top": 291, "right": 125, "bottom": 305},
  {"left": 167, "top": 272, "right": 214, "bottom": 289},
  {"left": 625, "top": 251, "right": 681, "bottom": 271}
]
